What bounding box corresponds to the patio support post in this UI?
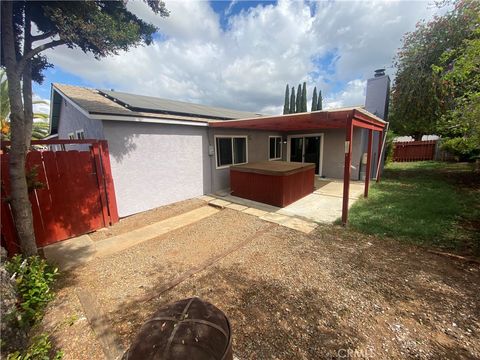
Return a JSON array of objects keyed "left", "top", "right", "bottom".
[
  {"left": 376, "top": 131, "right": 383, "bottom": 183},
  {"left": 341, "top": 116, "right": 353, "bottom": 226},
  {"left": 364, "top": 129, "right": 373, "bottom": 198}
]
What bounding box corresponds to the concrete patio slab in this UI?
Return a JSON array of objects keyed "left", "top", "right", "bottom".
[
  {"left": 260, "top": 213, "right": 317, "bottom": 234},
  {"left": 278, "top": 191, "right": 361, "bottom": 224},
  {"left": 282, "top": 217, "right": 318, "bottom": 233},
  {"left": 207, "top": 179, "right": 366, "bottom": 225},
  {"left": 226, "top": 203, "right": 248, "bottom": 211},
  {"left": 314, "top": 181, "right": 364, "bottom": 199},
  {"left": 243, "top": 207, "right": 268, "bottom": 217},
  {"left": 208, "top": 199, "right": 231, "bottom": 209},
  {"left": 213, "top": 194, "right": 280, "bottom": 213},
  {"left": 260, "top": 212, "right": 292, "bottom": 224}
]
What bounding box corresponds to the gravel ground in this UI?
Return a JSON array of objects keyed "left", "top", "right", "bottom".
[
  {"left": 41, "top": 208, "right": 480, "bottom": 359},
  {"left": 89, "top": 198, "right": 205, "bottom": 241}
]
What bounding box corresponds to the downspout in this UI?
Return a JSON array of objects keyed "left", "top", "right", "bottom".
[{"left": 375, "top": 121, "right": 389, "bottom": 182}]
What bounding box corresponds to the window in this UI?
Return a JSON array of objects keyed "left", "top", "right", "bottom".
[
  {"left": 68, "top": 133, "right": 75, "bottom": 140},
  {"left": 75, "top": 129, "right": 85, "bottom": 139},
  {"left": 269, "top": 136, "right": 282, "bottom": 160},
  {"left": 215, "top": 136, "right": 248, "bottom": 168}
]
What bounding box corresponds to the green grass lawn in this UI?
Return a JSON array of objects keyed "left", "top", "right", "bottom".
[{"left": 348, "top": 161, "right": 480, "bottom": 255}]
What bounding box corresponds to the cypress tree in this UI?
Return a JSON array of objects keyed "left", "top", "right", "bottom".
[
  {"left": 301, "top": 82, "right": 307, "bottom": 112},
  {"left": 311, "top": 87, "right": 318, "bottom": 111},
  {"left": 290, "top": 87, "right": 296, "bottom": 114},
  {"left": 296, "top": 84, "right": 302, "bottom": 113},
  {"left": 283, "top": 84, "right": 290, "bottom": 114},
  {"left": 318, "top": 90, "right": 323, "bottom": 110}
]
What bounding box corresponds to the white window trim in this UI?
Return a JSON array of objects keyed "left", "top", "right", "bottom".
[
  {"left": 214, "top": 135, "right": 248, "bottom": 170},
  {"left": 67, "top": 132, "right": 75, "bottom": 140},
  {"left": 268, "top": 136, "right": 283, "bottom": 161},
  {"left": 75, "top": 129, "right": 85, "bottom": 139}
]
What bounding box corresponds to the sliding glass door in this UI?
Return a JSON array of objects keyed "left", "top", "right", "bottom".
[
  {"left": 289, "top": 135, "right": 322, "bottom": 175},
  {"left": 290, "top": 137, "right": 303, "bottom": 163}
]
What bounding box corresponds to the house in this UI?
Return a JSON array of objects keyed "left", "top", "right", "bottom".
[{"left": 49, "top": 70, "right": 389, "bottom": 218}]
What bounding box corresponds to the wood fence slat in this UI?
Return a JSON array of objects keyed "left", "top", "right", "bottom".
[
  {"left": 91, "top": 144, "right": 109, "bottom": 227},
  {"left": 99, "top": 141, "right": 119, "bottom": 224},
  {"left": 1, "top": 141, "right": 119, "bottom": 255},
  {"left": 393, "top": 140, "right": 437, "bottom": 162}
]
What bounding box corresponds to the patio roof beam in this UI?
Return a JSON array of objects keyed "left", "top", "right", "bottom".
[
  {"left": 352, "top": 109, "right": 386, "bottom": 129},
  {"left": 351, "top": 119, "right": 384, "bottom": 132}
]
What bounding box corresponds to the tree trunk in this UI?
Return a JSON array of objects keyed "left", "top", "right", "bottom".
[
  {"left": 23, "top": 5, "right": 34, "bottom": 144},
  {"left": 1, "top": 2, "right": 37, "bottom": 256}
]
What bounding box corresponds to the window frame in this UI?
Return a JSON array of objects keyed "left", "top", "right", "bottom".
[
  {"left": 67, "top": 132, "right": 75, "bottom": 140},
  {"left": 268, "top": 136, "right": 283, "bottom": 160},
  {"left": 214, "top": 135, "right": 248, "bottom": 169},
  {"left": 75, "top": 129, "right": 85, "bottom": 140}
]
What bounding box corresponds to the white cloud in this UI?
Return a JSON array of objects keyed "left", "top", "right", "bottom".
[
  {"left": 42, "top": 0, "right": 441, "bottom": 114},
  {"left": 324, "top": 79, "right": 366, "bottom": 109}
]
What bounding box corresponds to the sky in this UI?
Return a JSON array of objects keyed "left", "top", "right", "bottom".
[{"left": 33, "top": 0, "right": 444, "bottom": 116}]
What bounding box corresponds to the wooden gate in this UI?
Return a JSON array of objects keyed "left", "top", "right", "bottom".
[
  {"left": 393, "top": 140, "right": 437, "bottom": 162},
  {"left": 1, "top": 140, "right": 118, "bottom": 254}
]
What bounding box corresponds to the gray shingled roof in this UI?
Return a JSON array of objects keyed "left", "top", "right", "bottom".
[{"left": 99, "top": 89, "right": 262, "bottom": 120}]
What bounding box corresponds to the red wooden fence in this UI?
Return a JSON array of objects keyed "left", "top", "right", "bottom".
[
  {"left": 393, "top": 140, "right": 437, "bottom": 162},
  {"left": 1, "top": 140, "right": 118, "bottom": 254}
]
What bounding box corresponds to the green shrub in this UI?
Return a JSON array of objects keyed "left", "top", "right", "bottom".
[
  {"left": 7, "top": 334, "right": 63, "bottom": 360},
  {"left": 5, "top": 256, "right": 59, "bottom": 327},
  {"left": 384, "top": 130, "right": 397, "bottom": 163},
  {"left": 441, "top": 137, "right": 479, "bottom": 161}
]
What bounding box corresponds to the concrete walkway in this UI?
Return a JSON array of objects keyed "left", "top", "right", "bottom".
[
  {"left": 43, "top": 206, "right": 219, "bottom": 270},
  {"left": 206, "top": 179, "right": 366, "bottom": 226},
  {"left": 200, "top": 195, "right": 318, "bottom": 234}
]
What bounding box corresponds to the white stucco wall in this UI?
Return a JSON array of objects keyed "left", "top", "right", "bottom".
[{"left": 102, "top": 121, "right": 211, "bottom": 217}]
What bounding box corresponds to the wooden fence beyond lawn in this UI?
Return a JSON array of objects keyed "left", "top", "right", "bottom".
[{"left": 393, "top": 140, "right": 437, "bottom": 162}]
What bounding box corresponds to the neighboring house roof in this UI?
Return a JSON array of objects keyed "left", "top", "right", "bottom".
[{"left": 50, "top": 83, "right": 262, "bottom": 134}]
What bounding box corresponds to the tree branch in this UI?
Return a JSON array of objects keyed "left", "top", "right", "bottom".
[
  {"left": 31, "top": 31, "right": 55, "bottom": 42},
  {"left": 16, "top": 39, "right": 66, "bottom": 76}
]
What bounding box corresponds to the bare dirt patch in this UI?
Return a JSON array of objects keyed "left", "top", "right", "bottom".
[
  {"left": 89, "top": 198, "right": 205, "bottom": 241},
  {"left": 42, "top": 209, "right": 480, "bottom": 359}
]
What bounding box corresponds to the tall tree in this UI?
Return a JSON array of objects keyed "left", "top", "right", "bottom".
[
  {"left": 434, "top": 8, "right": 480, "bottom": 158},
  {"left": 283, "top": 84, "right": 290, "bottom": 115},
  {"left": 1, "top": 70, "right": 50, "bottom": 140},
  {"left": 1, "top": 1, "right": 168, "bottom": 255},
  {"left": 317, "top": 90, "right": 323, "bottom": 110},
  {"left": 301, "top": 82, "right": 307, "bottom": 112},
  {"left": 311, "top": 87, "right": 318, "bottom": 111},
  {"left": 389, "top": 0, "right": 478, "bottom": 140},
  {"left": 290, "top": 86, "right": 296, "bottom": 114},
  {"left": 296, "top": 84, "right": 302, "bottom": 113}
]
